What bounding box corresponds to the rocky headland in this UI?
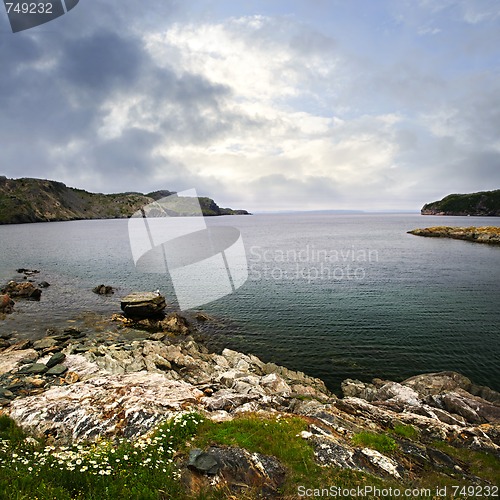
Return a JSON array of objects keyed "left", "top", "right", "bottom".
[
  {"left": 421, "top": 189, "right": 500, "bottom": 216},
  {"left": 408, "top": 226, "right": 500, "bottom": 245},
  {"left": 0, "top": 286, "right": 499, "bottom": 497},
  {"left": 0, "top": 176, "right": 250, "bottom": 224}
]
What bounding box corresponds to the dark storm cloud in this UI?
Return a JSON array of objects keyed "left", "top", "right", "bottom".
[
  {"left": 58, "top": 32, "right": 144, "bottom": 92},
  {"left": 0, "top": 1, "right": 238, "bottom": 191}
]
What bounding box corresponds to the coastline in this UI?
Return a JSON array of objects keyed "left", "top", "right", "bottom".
[{"left": 1, "top": 297, "right": 499, "bottom": 497}]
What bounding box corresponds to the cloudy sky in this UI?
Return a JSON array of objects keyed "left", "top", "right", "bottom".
[{"left": 1, "top": 0, "right": 499, "bottom": 211}]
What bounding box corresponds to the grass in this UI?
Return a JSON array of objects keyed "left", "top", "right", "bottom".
[
  {"left": 351, "top": 431, "right": 398, "bottom": 455},
  {"left": 192, "top": 413, "right": 403, "bottom": 497},
  {"left": 0, "top": 412, "right": 404, "bottom": 499},
  {"left": 1, "top": 412, "right": 498, "bottom": 499},
  {"left": 392, "top": 423, "right": 419, "bottom": 440},
  {"left": 0, "top": 412, "right": 203, "bottom": 500},
  {"left": 430, "top": 441, "right": 500, "bottom": 486}
]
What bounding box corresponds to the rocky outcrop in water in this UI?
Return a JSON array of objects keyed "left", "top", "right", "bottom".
[
  {"left": 120, "top": 292, "right": 167, "bottom": 318},
  {"left": 92, "top": 284, "right": 115, "bottom": 295},
  {"left": 408, "top": 226, "right": 500, "bottom": 245},
  {"left": 1, "top": 281, "right": 42, "bottom": 300}
]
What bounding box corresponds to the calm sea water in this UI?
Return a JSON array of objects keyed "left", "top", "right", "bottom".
[{"left": 1, "top": 214, "right": 499, "bottom": 393}]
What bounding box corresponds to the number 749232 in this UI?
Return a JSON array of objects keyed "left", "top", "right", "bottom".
[{"left": 5, "top": 2, "right": 54, "bottom": 14}]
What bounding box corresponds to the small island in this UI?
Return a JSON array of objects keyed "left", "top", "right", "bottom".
[
  {"left": 408, "top": 226, "right": 500, "bottom": 245},
  {"left": 421, "top": 189, "right": 500, "bottom": 216}
]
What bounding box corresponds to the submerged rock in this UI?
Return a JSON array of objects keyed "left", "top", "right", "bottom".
[{"left": 0, "top": 294, "right": 15, "bottom": 314}]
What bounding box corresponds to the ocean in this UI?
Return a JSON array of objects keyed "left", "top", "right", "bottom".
[{"left": 1, "top": 213, "right": 499, "bottom": 393}]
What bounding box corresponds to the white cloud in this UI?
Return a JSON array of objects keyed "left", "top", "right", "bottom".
[{"left": 2, "top": 2, "right": 499, "bottom": 211}]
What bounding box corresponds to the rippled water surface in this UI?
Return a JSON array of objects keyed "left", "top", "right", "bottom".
[{"left": 1, "top": 214, "right": 499, "bottom": 393}]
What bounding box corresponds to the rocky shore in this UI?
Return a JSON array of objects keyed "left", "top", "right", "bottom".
[
  {"left": 0, "top": 297, "right": 499, "bottom": 497},
  {"left": 0, "top": 280, "right": 498, "bottom": 496},
  {"left": 408, "top": 226, "right": 500, "bottom": 245}
]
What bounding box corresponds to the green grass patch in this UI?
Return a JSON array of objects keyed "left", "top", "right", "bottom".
[
  {"left": 193, "top": 413, "right": 314, "bottom": 480},
  {"left": 351, "top": 431, "right": 398, "bottom": 455},
  {"left": 431, "top": 441, "right": 500, "bottom": 485},
  {"left": 392, "top": 423, "right": 419, "bottom": 440},
  {"left": 0, "top": 412, "right": 204, "bottom": 500},
  {"left": 192, "top": 413, "right": 404, "bottom": 497}
]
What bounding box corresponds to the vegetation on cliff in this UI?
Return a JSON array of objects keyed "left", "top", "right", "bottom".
[
  {"left": 421, "top": 189, "right": 500, "bottom": 216},
  {"left": 408, "top": 226, "right": 500, "bottom": 245},
  {"left": 0, "top": 176, "right": 249, "bottom": 224}
]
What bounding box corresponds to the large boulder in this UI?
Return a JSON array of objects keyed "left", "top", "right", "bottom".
[
  {"left": 120, "top": 292, "right": 166, "bottom": 318},
  {"left": 184, "top": 446, "right": 286, "bottom": 498},
  {"left": 9, "top": 372, "right": 203, "bottom": 442},
  {"left": 401, "top": 371, "right": 473, "bottom": 397}
]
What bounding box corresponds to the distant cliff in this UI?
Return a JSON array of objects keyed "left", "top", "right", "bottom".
[
  {"left": 421, "top": 189, "right": 500, "bottom": 216},
  {"left": 0, "top": 176, "right": 250, "bottom": 224}
]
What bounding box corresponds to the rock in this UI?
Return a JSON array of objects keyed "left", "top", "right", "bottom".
[
  {"left": 148, "top": 332, "right": 167, "bottom": 341},
  {"left": 24, "top": 377, "right": 46, "bottom": 389},
  {"left": 18, "top": 363, "right": 48, "bottom": 375},
  {"left": 0, "top": 333, "right": 12, "bottom": 340},
  {"left": 470, "top": 384, "right": 500, "bottom": 405},
  {"left": 0, "top": 388, "right": 14, "bottom": 399},
  {"left": 188, "top": 449, "right": 221, "bottom": 475},
  {"left": 1, "top": 281, "right": 41, "bottom": 300},
  {"left": 0, "top": 294, "right": 15, "bottom": 314},
  {"left": 402, "top": 371, "right": 473, "bottom": 398},
  {"left": 0, "top": 339, "right": 11, "bottom": 350},
  {"left": 0, "top": 348, "right": 37, "bottom": 375},
  {"left": 120, "top": 292, "right": 166, "bottom": 318},
  {"left": 159, "top": 312, "right": 190, "bottom": 334},
  {"left": 64, "top": 371, "right": 80, "bottom": 384},
  {"left": 33, "top": 338, "right": 58, "bottom": 350},
  {"left": 16, "top": 268, "right": 39, "bottom": 275},
  {"left": 195, "top": 312, "right": 216, "bottom": 322},
  {"left": 45, "top": 364, "right": 68, "bottom": 376},
  {"left": 341, "top": 379, "right": 379, "bottom": 401},
  {"left": 92, "top": 284, "right": 114, "bottom": 295},
  {"left": 428, "top": 391, "right": 500, "bottom": 424},
  {"left": 376, "top": 382, "right": 421, "bottom": 406},
  {"left": 184, "top": 447, "right": 286, "bottom": 498},
  {"left": 260, "top": 373, "right": 292, "bottom": 395},
  {"left": 359, "top": 448, "right": 403, "bottom": 479},
  {"left": 38, "top": 281, "right": 51, "bottom": 288},
  {"left": 45, "top": 352, "right": 66, "bottom": 369},
  {"left": 2, "top": 340, "right": 32, "bottom": 352},
  {"left": 9, "top": 372, "right": 204, "bottom": 441},
  {"left": 203, "top": 389, "right": 257, "bottom": 412},
  {"left": 64, "top": 328, "right": 85, "bottom": 339}
]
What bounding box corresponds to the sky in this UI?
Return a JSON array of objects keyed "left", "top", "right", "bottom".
[{"left": 1, "top": 0, "right": 500, "bottom": 211}]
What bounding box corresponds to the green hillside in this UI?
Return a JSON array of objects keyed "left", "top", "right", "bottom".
[
  {"left": 421, "top": 189, "right": 500, "bottom": 216},
  {"left": 0, "top": 176, "right": 249, "bottom": 224}
]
